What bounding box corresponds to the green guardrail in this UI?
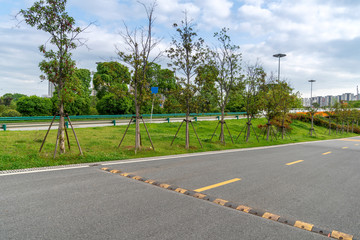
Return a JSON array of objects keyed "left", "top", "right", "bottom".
[{"left": 0, "top": 112, "right": 247, "bottom": 122}]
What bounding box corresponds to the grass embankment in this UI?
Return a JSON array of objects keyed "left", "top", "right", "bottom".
[{"left": 0, "top": 118, "right": 357, "bottom": 170}]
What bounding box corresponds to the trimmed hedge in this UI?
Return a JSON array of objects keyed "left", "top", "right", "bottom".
[{"left": 289, "top": 113, "right": 360, "bottom": 134}]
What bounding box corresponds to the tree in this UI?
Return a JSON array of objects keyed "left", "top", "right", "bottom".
[
  {"left": 16, "top": 95, "right": 52, "bottom": 116},
  {"left": 93, "top": 62, "right": 131, "bottom": 99},
  {"left": 52, "top": 68, "right": 92, "bottom": 115},
  {"left": 19, "top": 0, "right": 90, "bottom": 155},
  {"left": 278, "top": 86, "right": 298, "bottom": 139},
  {"left": 167, "top": 12, "right": 207, "bottom": 149},
  {"left": 117, "top": 1, "right": 160, "bottom": 152},
  {"left": 209, "top": 28, "right": 243, "bottom": 144},
  {"left": 194, "top": 65, "right": 219, "bottom": 113},
  {"left": 237, "top": 62, "right": 265, "bottom": 142},
  {"left": 260, "top": 76, "right": 283, "bottom": 141},
  {"left": 306, "top": 102, "right": 319, "bottom": 136}
]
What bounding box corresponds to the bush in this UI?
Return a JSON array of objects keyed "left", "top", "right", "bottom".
[
  {"left": 16, "top": 96, "right": 52, "bottom": 116},
  {"left": 96, "top": 94, "right": 133, "bottom": 115},
  {"left": 1, "top": 109, "right": 21, "bottom": 117},
  {"left": 288, "top": 113, "right": 360, "bottom": 134}
]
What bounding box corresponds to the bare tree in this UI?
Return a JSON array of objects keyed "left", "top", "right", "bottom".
[
  {"left": 117, "top": 1, "right": 161, "bottom": 153},
  {"left": 210, "top": 28, "right": 243, "bottom": 144},
  {"left": 167, "top": 11, "right": 206, "bottom": 149}
]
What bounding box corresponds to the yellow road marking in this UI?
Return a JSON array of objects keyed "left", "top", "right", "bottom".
[
  {"left": 322, "top": 151, "right": 332, "bottom": 155},
  {"left": 286, "top": 160, "right": 304, "bottom": 166},
  {"left": 194, "top": 178, "right": 241, "bottom": 192},
  {"left": 342, "top": 147, "right": 349, "bottom": 149},
  {"left": 338, "top": 138, "right": 360, "bottom": 142},
  {"left": 355, "top": 144, "right": 359, "bottom": 146}
]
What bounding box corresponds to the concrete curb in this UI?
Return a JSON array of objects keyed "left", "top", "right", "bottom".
[{"left": 101, "top": 167, "right": 354, "bottom": 240}]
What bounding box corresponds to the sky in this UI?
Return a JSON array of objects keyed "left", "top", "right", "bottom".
[{"left": 1, "top": 0, "right": 360, "bottom": 99}]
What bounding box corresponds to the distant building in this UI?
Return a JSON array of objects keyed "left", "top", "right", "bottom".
[
  {"left": 302, "top": 91, "right": 359, "bottom": 107},
  {"left": 48, "top": 81, "right": 56, "bottom": 98}
]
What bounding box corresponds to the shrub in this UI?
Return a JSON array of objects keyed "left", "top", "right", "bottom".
[
  {"left": 16, "top": 96, "right": 52, "bottom": 116},
  {"left": 1, "top": 109, "right": 21, "bottom": 117}
]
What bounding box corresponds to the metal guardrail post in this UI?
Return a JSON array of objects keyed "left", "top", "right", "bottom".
[
  {"left": 167, "top": 118, "right": 170, "bottom": 123},
  {"left": 2, "top": 124, "right": 6, "bottom": 131},
  {"left": 112, "top": 120, "right": 116, "bottom": 126},
  {"left": 194, "top": 117, "right": 197, "bottom": 122},
  {"left": 236, "top": 115, "right": 239, "bottom": 120}
]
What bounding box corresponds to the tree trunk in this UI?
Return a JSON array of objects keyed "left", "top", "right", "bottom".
[
  {"left": 310, "top": 114, "right": 314, "bottom": 137},
  {"left": 185, "top": 98, "right": 190, "bottom": 149},
  {"left": 266, "top": 118, "right": 270, "bottom": 141},
  {"left": 135, "top": 104, "right": 141, "bottom": 153},
  {"left": 59, "top": 101, "right": 65, "bottom": 154},
  {"left": 246, "top": 117, "right": 251, "bottom": 142},
  {"left": 281, "top": 117, "right": 285, "bottom": 139},
  {"left": 220, "top": 106, "right": 225, "bottom": 144}
]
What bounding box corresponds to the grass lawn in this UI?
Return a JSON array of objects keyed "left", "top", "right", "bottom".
[{"left": 0, "top": 118, "right": 358, "bottom": 171}]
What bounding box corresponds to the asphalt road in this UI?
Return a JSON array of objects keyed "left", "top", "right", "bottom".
[{"left": 1, "top": 137, "right": 359, "bottom": 239}]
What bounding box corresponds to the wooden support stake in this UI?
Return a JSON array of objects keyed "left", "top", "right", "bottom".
[
  {"left": 66, "top": 115, "right": 83, "bottom": 155},
  {"left": 39, "top": 114, "right": 57, "bottom": 153},
  {"left": 141, "top": 117, "right": 155, "bottom": 150},
  {"left": 171, "top": 120, "right": 184, "bottom": 146},
  {"left": 190, "top": 120, "right": 203, "bottom": 148},
  {"left": 118, "top": 117, "right": 133, "bottom": 148}
]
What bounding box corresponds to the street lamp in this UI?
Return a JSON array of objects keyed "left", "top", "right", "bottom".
[
  {"left": 273, "top": 53, "right": 286, "bottom": 81},
  {"left": 308, "top": 79, "right": 316, "bottom": 107}
]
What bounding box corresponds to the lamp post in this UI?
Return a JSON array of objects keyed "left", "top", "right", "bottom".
[
  {"left": 308, "top": 79, "right": 316, "bottom": 107},
  {"left": 273, "top": 53, "right": 286, "bottom": 81},
  {"left": 308, "top": 79, "right": 316, "bottom": 136}
]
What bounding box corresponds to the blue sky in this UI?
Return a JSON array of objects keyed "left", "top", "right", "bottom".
[{"left": 1, "top": 0, "right": 360, "bottom": 98}]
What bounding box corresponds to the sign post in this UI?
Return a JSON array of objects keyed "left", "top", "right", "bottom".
[{"left": 150, "top": 87, "right": 158, "bottom": 123}]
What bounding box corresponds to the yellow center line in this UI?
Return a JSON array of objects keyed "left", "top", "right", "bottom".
[
  {"left": 342, "top": 147, "right": 349, "bottom": 149},
  {"left": 322, "top": 151, "right": 332, "bottom": 155},
  {"left": 194, "top": 178, "right": 241, "bottom": 192},
  {"left": 286, "top": 160, "right": 304, "bottom": 166}
]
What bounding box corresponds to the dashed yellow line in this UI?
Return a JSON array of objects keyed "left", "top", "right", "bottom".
[
  {"left": 194, "top": 178, "right": 241, "bottom": 192},
  {"left": 322, "top": 151, "right": 332, "bottom": 155},
  {"left": 342, "top": 147, "right": 349, "bottom": 149},
  {"left": 286, "top": 160, "right": 304, "bottom": 166}
]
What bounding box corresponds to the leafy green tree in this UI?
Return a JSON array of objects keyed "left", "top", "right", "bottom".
[
  {"left": 167, "top": 12, "right": 207, "bottom": 149},
  {"left": 52, "top": 68, "right": 92, "bottom": 115},
  {"left": 195, "top": 65, "right": 219, "bottom": 113},
  {"left": 225, "top": 82, "right": 245, "bottom": 112},
  {"left": 19, "top": 0, "right": 90, "bottom": 154},
  {"left": 277, "top": 81, "right": 297, "bottom": 139},
  {"left": 16, "top": 96, "right": 52, "bottom": 116},
  {"left": 93, "top": 62, "right": 131, "bottom": 99},
  {"left": 96, "top": 93, "right": 133, "bottom": 115},
  {"left": 147, "top": 63, "right": 176, "bottom": 95},
  {"left": 260, "top": 76, "right": 283, "bottom": 141},
  {"left": 306, "top": 102, "right": 320, "bottom": 136},
  {"left": 240, "top": 63, "right": 265, "bottom": 142},
  {"left": 1, "top": 93, "right": 27, "bottom": 106}
]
